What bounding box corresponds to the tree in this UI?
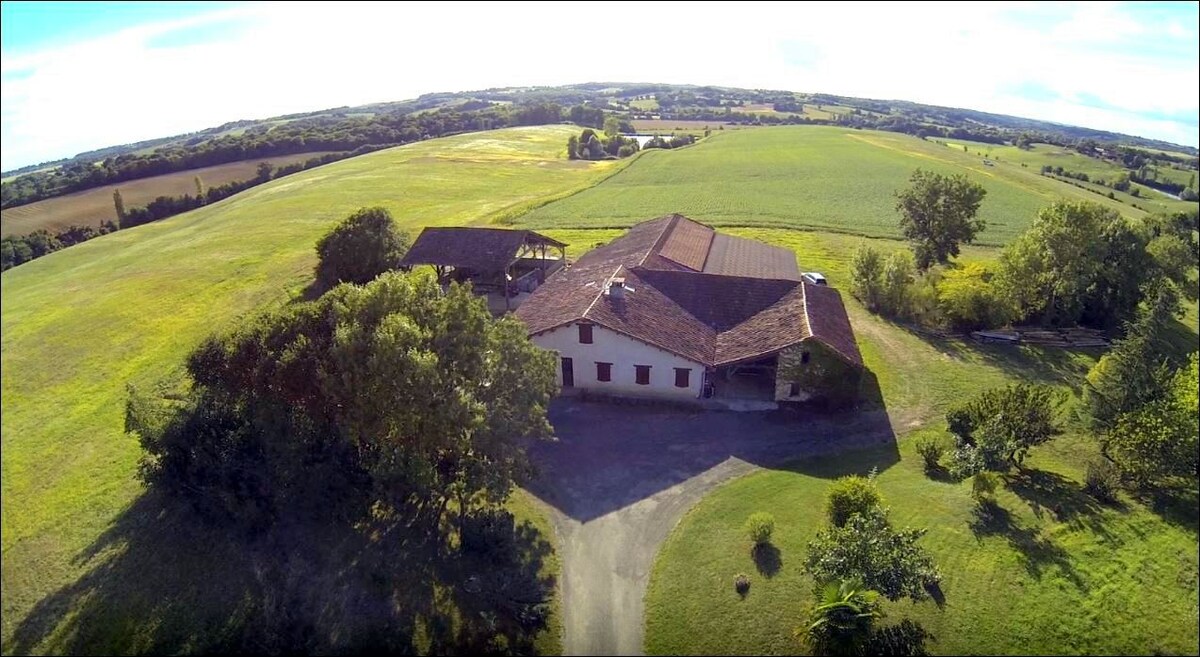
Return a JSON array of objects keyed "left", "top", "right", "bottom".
[
  {"left": 825, "top": 474, "right": 883, "bottom": 527},
  {"left": 849, "top": 244, "right": 884, "bottom": 311},
  {"left": 255, "top": 161, "right": 274, "bottom": 183},
  {"left": 113, "top": 189, "right": 127, "bottom": 225},
  {"left": 880, "top": 250, "right": 916, "bottom": 317},
  {"left": 1106, "top": 353, "right": 1199, "bottom": 485},
  {"left": 1081, "top": 282, "right": 1180, "bottom": 430},
  {"left": 129, "top": 273, "right": 558, "bottom": 528},
  {"left": 603, "top": 116, "right": 622, "bottom": 138},
  {"left": 194, "top": 176, "right": 206, "bottom": 206},
  {"left": 805, "top": 506, "right": 941, "bottom": 602},
  {"left": 566, "top": 135, "right": 580, "bottom": 160},
  {"left": 936, "top": 262, "right": 1013, "bottom": 330},
  {"left": 315, "top": 206, "right": 410, "bottom": 288},
  {"left": 947, "top": 384, "right": 1059, "bottom": 470},
  {"left": 895, "top": 169, "right": 987, "bottom": 269},
  {"left": 799, "top": 580, "right": 883, "bottom": 656}
]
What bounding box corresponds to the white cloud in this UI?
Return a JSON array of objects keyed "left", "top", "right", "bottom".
[{"left": 2, "top": 0, "right": 1196, "bottom": 170}]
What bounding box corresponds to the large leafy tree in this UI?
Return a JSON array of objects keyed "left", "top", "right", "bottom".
[
  {"left": 805, "top": 506, "right": 940, "bottom": 602},
  {"left": 946, "top": 383, "right": 1059, "bottom": 471},
  {"left": 315, "top": 206, "right": 410, "bottom": 288},
  {"left": 130, "top": 272, "right": 557, "bottom": 528},
  {"left": 895, "top": 169, "right": 987, "bottom": 270},
  {"left": 1104, "top": 352, "right": 1198, "bottom": 486}
]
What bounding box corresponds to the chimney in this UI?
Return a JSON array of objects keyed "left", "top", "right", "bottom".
[{"left": 607, "top": 277, "right": 626, "bottom": 300}]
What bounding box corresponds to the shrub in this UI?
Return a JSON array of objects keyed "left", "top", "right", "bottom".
[
  {"left": 744, "top": 512, "right": 776, "bottom": 546},
  {"left": 825, "top": 474, "right": 883, "bottom": 527},
  {"left": 936, "top": 262, "right": 1013, "bottom": 330},
  {"left": 1083, "top": 459, "right": 1121, "bottom": 504},
  {"left": 805, "top": 507, "right": 941, "bottom": 602},
  {"left": 799, "top": 579, "right": 882, "bottom": 655},
  {"left": 734, "top": 573, "right": 751, "bottom": 597},
  {"left": 915, "top": 436, "right": 945, "bottom": 472},
  {"left": 850, "top": 244, "right": 884, "bottom": 311},
  {"left": 971, "top": 471, "right": 1001, "bottom": 505}
]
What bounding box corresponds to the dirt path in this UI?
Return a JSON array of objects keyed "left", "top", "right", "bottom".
[{"left": 526, "top": 400, "right": 900, "bottom": 655}]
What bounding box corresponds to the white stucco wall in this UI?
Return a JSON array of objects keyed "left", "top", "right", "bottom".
[{"left": 532, "top": 322, "right": 705, "bottom": 399}]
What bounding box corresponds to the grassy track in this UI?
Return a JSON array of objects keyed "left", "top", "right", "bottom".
[
  {"left": 1, "top": 125, "right": 613, "bottom": 652},
  {"left": 0, "top": 153, "right": 339, "bottom": 237},
  {"left": 518, "top": 126, "right": 1155, "bottom": 244}
]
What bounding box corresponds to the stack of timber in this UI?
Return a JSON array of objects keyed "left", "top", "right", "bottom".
[{"left": 970, "top": 326, "right": 1109, "bottom": 348}]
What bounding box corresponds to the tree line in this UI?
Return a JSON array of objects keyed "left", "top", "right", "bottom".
[
  {"left": 2, "top": 151, "right": 354, "bottom": 270},
  {"left": 1, "top": 101, "right": 575, "bottom": 209}
]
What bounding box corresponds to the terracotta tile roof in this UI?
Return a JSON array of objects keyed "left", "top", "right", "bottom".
[
  {"left": 515, "top": 214, "right": 862, "bottom": 368},
  {"left": 703, "top": 233, "right": 802, "bottom": 280},
  {"left": 655, "top": 217, "right": 714, "bottom": 271},
  {"left": 399, "top": 227, "right": 566, "bottom": 272}
]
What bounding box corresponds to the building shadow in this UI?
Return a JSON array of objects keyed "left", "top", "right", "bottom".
[
  {"left": 8, "top": 491, "right": 556, "bottom": 655},
  {"left": 526, "top": 371, "right": 898, "bottom": 523}
]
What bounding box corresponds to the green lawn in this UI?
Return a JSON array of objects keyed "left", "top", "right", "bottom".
[
  {"left": 1, "top": 125, "right": 613, "bottom": 653},
  {"left": 644, "top": 433, "right": 1200, "bottom": 655},
  {"left": 517, "top": 126, "right": 1144, "bottom": 244}
]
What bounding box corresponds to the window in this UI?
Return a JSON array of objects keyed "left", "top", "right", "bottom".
[
  {"left": 789, "top": 382, "right": 801, "bottom": 397},
  {"left": 674, "top": 367, "right": 690, "bottom": 388},
  {"left": 578, "top": 323, "right": 593, "bottom": 344},
  {"left": 596, "top": 362, "right": 612, "bottom": 382},
  {"left": 635, "top": 365, "right": 651, "bottom": 385},
  {"left": 801, "top": 351, "right": 811, "bottom": 364}
]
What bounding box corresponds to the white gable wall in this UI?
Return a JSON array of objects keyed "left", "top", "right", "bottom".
[{"left": 532, "top": 322, "right": 704, "bottom": 399}]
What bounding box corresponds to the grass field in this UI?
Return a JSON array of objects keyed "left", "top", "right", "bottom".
[
  {"left": 644, "top": 434, "right": 1199, "bottom": 655},
  {"left": 0, "top": 152, "right": 338, "bottom": 237},
  {"left": 937, "top": 139, "right": 1197, "bottom": 214},
  {"left": 630, "top": 119, "right": 756, "bottom": 134},
  {"left": 517, "top": 126, "right": 1146, "bottom": 244},
  {"left": 0, "top": 125, "right": 620, "bottom": 653}
]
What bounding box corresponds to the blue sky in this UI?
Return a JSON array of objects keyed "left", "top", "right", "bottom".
[{"left": 2, "top": 1, "right": 1197, "bottom": 170}]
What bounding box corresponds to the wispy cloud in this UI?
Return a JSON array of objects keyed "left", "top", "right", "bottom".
[{"left": 2, "top": 1, "right": 1196, "bottom": 170}]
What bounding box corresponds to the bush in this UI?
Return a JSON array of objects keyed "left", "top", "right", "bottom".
[
  {"left": 1083, "top": 459, "right": 1121, "bottom": 504},
  {"left": 744, "top": 512, "right": 776, "bottom": 546},
  {"left": 315, "top": 206, "right": 410, "bottom": 288},
  {"left": 970, "top": 471, "right": 1000, "bottom": 505},
  {"left": 825, "top": 474, "right": 883, "bottom": 527},
  {"left": 936, "top": 262, "right": 1013, "bottom": 330},
  {"left": 734, "top": 573, "right": 751, "bottom": 597},
  {"left": 915, "top": 436, "right": 945, "bottom": 472}
]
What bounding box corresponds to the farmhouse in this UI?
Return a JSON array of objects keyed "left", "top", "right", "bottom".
[
  {"left": 399, "top": 227, "right": 567, "bottom": 312},
  {"left": 515, "top": 214, "right": 863, "bottom": 403}
]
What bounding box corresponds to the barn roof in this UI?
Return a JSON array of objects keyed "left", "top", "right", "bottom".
[{"left": 399, "top": 227, "right": 566, "bottom": 272}]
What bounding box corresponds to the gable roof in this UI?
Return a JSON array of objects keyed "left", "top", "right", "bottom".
[
  {"left": 399, "top": 227, "right": 566, "bottom": 272},
  {"left": 515, "top": 214, "right": 862, "bottom": 368}
]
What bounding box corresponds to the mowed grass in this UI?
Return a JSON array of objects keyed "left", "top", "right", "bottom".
[
  {"left": 0, "top": 125, "right": 618, "bottom": 652},
  {"left": 0, "top": 152, "right": 338, "bottom": 237},
  {"left": 644, "top": 432, "right": 1200, "bottom": 655},
  {"left": 518, "top": 126, "right": 1147, "bottom": 244}
]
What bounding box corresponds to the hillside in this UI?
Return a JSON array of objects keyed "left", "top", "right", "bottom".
[
  {"left": 517, "top": 126, "right": 1161, "bottom": 245},
  {"left": 0, "top": 152, "right": 336, "bottom": 237},
  {"left": 0, "top": 126, "right": 621, "bottom": 653}
]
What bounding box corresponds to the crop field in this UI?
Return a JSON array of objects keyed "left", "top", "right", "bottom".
[
  {"left": 0, "top": 125, "right": 618, "bottom": 653},
  {"left": 518, "top": 126, "right": 1146, "bottom": 244},
  {"left": 0, "top": 152, "right": 339, "bottom": 237},
  {"left": 630, "top": 119, "right": 756, "bottom": 134}
]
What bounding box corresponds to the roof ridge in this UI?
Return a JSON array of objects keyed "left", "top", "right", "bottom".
[{"left": 581, "top": 265, "right": 624, "bottom": 319}]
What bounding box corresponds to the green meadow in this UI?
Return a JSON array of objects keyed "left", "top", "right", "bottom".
[
  {"left": 518, "top": 126, "right": 1147, "bottom": 244},
  {"left": 0, "top": 125, "right": 617, "bottom": 652}
]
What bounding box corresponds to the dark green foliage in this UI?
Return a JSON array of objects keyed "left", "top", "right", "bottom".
[
  {"left": 805, "top": 506, "right": 941, "bottom": 602},
  {"left": 744, "top": 512, "right": 776, "bottom": 546},
  {"left": 895, "top": 169, "right": 987, "bottom": 270},
  {"left": 825, "top": 474, "right": 883, "bottom": 527},
  {"left": 849, "top": 244, "right": 884, "bottom": 311},
  {"left": 314, "top": 207, "right": 410, "bottom": 288},
  {"left": 566, "top": 127, "right": 640, "bottom": 161},
  {"left": 128, "top": 273, "right": 558, "bottom": 529},
  {"left": 1, "top": 221, "right": 117, "bottom": 270},
  {"left": 1106, "top": 352, "right": 1199, "bottom": 486},
  {"left": 915, "top": 436, "right": 945, "bottom": 472},
  {"left": 1083, "top": 459, "right": 1121, "bottom": 504},
  {"left": 799, "top": 580, "right": 883, "bottom": 656},
  {"left": 947, "top": 384, "right": 1060, "bottom": 471}
]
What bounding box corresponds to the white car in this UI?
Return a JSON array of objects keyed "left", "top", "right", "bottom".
[{"left": 802, "top": 272, "right": 827, "bottom": 286}]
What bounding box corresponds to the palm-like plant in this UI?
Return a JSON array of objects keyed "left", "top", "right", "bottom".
[{"left": 799, "top": 579, "right": 883, "bottom": 656}]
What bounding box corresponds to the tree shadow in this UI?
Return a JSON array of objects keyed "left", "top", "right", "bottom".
[
  {"left": 1135, "top": 483, "right": 1199, "bottom": 536},
  {"left": 922, "top": 464, "right": 958, "bottom": 484},
  {"left": 752, "top": 543, "right": 782, "bottom": 578},
  {"left": 527, "top": 387, "right": 898, "bottom": 522},
  {"left": 8, "top": 491, "right": 556, "bottom": 655},
  {"left": 868, "top": 619, "right": 932, "bottom": 656},
  {"left": 1003, "top": 468, "right": 1118, "bottom": 541},
  {"left": 968, "top": 501, "right": 1086, "bottom": 589}
]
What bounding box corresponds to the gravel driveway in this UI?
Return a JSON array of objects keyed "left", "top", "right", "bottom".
[{"left": 525, "top": 400, "right": 899, "bottom": 655}]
